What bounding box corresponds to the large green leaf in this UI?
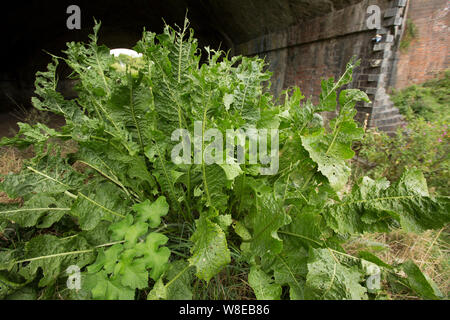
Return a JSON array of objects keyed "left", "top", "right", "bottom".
[
  {"left": 401, "top": 260, "right": 443, "bottom": 300},
  {"left": 86, "top": 213, "right": 171, "bottom": 299},
  {"left": 301, "top": 90, "right": 368, "bottom": 191},
  {"left": 189, "top": 213, "right": 231, "bottom": 282},
  {"left": 272, "top": 243, "right": 308, "bottom": 300},
  {"left": 84, "top": 271, "right": 136, "bottom": 300},
  {"left": 133, "top": 196, "right": 169, "bottom": 227},
  {"left": 305, "top": 248, "right": 367, "bottom": 300},
  {"left": 1, "top": 154, "right": 84, "bottom": 199},
  {"left": 323, "top": 170, "right": 450, "bottom": 235},
  {"left": 17, "top": 235, "right": 95, "bottom": 287},
  {"left": 165, "top": 260, "right": 193, "bottom": 300},
  {"left": 248, "top": 266, "right": 282, "bottom": 300},
  {"left": 248, "top": 193, "right": 292, "bottom": 257},
  {"left": 71, "top": 181, "right": 130, "bottom": 230},
  {"left": 0, "top": 194, "right": 69, "bottom": 228}
]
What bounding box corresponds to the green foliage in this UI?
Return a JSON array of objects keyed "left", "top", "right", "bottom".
[
  {"left": 84, "top": 199, "right": 171, "bottom": 299},
  {"left": 399, "top": 19, "right": 418, "bottom": 52},
  {"left": 0, "top": 19, "right": 448, "bottom": 300},
  {"left": 355, "top": 89, "right": 449, "bottom": 196},
  {"left": 391, "top": 70, "right": 450, "bottom": 122},
  {"left": 325, "top": 169, "right": 449, "bottom": 234}
]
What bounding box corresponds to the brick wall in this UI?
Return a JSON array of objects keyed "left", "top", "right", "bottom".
[
  {"left": 236, "top": 0, "right": 407, "bottom": 133},
  {"left": 394, "top": 0, "right": 450, "bottom": 89}
]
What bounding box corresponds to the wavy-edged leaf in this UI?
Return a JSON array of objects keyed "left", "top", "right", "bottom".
[
  {"left": 84, "top": 270, "right": 135, "bottom": 300},
  {"left": 71, "top": 181, "right": 130, "bottom": 230},
  {"left": 248, "top": 193, "right": 291, "bottom": 257},
  {"left": 272, "top": 243, "right": 308, "bottom": 300},
  {"left": 17, "top": 235, "right": 95, "bottom": 287},
  {"left": 248, "top": 266, "right": 282, "bottom": 300},
  {"left": 189, "top": 213, "right": 231, "bottom": 282},
  {"left": 1, "top": 154, "right": 85, "bottom": 199},
  {"left": 133, "top": 196, "right": 169, "bottom": 227},
  {"left": 0, "top": 194, "right": 69, "bottom": 228},
  {"left": 401, "top": 260, "right": 443, "bottom": 300},
  {"left": 323, "top": 170, "right": 450, "bottom": 235},
  {"left": 305, "top": 248, "right": 367, "bottom": 300}
]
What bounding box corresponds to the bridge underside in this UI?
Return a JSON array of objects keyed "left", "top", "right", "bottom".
[{"left": 1, "top": 0, "right": 408, "bottom": 133}]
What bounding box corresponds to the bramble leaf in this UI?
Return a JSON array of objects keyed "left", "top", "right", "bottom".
[{"left": 133, "top": 197, "right": 169, "bottom": 227}]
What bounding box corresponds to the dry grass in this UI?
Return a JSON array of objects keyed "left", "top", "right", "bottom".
[
  {"left": 0, "top": 147, "right": 24, "bottom": 204},
  {"left": 0, "top": 137, "right": 78, "bottom": 205},
  {"left": 344, "top": 228, "right": 450, "bottom": 299}
]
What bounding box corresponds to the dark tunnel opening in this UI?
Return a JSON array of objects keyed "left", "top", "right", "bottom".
[
  {"left": 1, "top": 0, "right": 365, "bottom": 114},
  {"left": 0, "top": 0, "right": 237, "bottom": 114},
  {"left": 2, "top": 0, "right": 414, "bottom": 134}
]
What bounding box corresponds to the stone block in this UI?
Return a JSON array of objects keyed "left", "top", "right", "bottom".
[
  {"left": 384, "top": 16, "right": 403, "bottom": 26},
  {"left": 368, "top": 74, "right": 380, "bottom": 82},
  {"left": 384, "top": 8, "right": 400, "bottom": 18},
  {"left": 395, "top": 0, "right": 407, "bottom": 7},
  {"left": 373, "top": 43, "right": 386, "bottom": 51}
]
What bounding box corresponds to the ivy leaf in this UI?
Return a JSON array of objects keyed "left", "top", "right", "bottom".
[
  {"left": 305, "top": 248, "right": 367, "bottom": 300},
  {"left": 248, "top": 266, "right": 282, "bottom": 300},
  {"left": 114, "top": 249, "right": 149, "bottom": 289},
  {"left": 85, "top": 271, "right": 136, "bottom": 300},
  {"left": 135, "top": 232, "right": 171, "bottom": 281},
  {"left": 189, "top": 213, "right": 231, "bottom": 282},
  {"left": 133, "top": 196, "right": 169, "bottom": 227}
]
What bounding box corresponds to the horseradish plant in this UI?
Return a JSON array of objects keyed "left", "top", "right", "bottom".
[{"left": 0, "top": 19, "right": 448, "bottom": 300}]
